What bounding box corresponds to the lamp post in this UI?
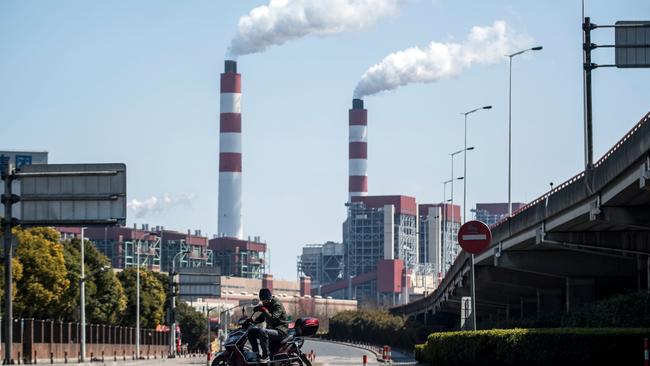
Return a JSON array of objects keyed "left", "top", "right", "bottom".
[
  {"left": 135, "top": 231, "right": 159, "bottom": 360},
  {"left": 80, "top": 228, "right": 86, "bottom": 363},
  {"left": 169, "top": 250, "right": 191, "bottom": 358},
  {"left": 506, "top": 46, "right": 543, "bottom": 216},
  {"left": 461, "top": 105, "right": 491, "bottom": 224},
  {"left": 206, "top": 305, "right": 218, "bottom": 366},
  {"left": 79, "top": 229, "right": 109, "bottom": 362}
]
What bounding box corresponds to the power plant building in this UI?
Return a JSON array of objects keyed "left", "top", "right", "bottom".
[
  {"left": 208, "top": 236, "right": 267, "bottom": 279},
  {"left": 58, "top": 225, "right": 214, "bottom": 272},
  {"left": 342, "top": 195, "right": 419, "bottom": 305},
  {"left": 473, "top": 202, "right": 525, "bottom": 225},
  {"left": 297, "top": 241, "right": 345, "bottom": 291}
]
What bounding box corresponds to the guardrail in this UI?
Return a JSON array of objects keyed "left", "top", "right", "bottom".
[{"left": 0, "top": 319, "right": 169, "bottom": 364}]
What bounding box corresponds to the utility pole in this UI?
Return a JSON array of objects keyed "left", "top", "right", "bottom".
[
  {"left": 1, "top": 156, "right": 16, "bottom": 365},
  {"left": 80, "top": 228, "right": 86, "bottom": 362}
]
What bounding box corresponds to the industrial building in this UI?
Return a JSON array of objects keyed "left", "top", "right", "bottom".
[
  {"left": 297, "top": 241, "right": 344, "bottom": 291},
  {"left": 208, "top": 236, "right": 267, "bottom": 279},
  {"left": 340, "top": 195, "right": 419, "bottom": 305},
  {"left": 473, "top": 202, "right": 525, "bottom": 225},
  {"left": 59, "top": 225, "right": 214, "bottom": 272}
]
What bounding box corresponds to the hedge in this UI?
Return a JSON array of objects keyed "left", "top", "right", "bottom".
[
  {"left": 328, "top": 310, "right": 437, "bottom": 348},
  {"left": 415, "top": 328, "right": 650, "bottom": 366}
]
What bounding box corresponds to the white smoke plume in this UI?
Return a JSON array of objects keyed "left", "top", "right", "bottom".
[
  {"left": 354, "top": 21, "right": 532, "bottom": 98},
  {"left": 229, "top": 0, "right": 403, "bottom": 57},
  {"left": 127, "top": 193, "right": 195, "bottom": 219}
]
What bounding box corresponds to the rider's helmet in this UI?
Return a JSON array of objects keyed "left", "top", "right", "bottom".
[{"left": 259, "top": 288, "right": 272, "bottom": 302}]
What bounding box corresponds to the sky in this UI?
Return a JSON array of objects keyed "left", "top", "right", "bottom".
[{"left": 1, "top": 0, "right": 649, "bottom": 280}]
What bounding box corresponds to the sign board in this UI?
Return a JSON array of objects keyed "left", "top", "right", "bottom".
[
  {"left": 1, "top": 163, "right": 126, "bottom": 226},
  {"left": 458, "top": 220, "right": 492, "bottom": 254},
  {"left": 615, "top": 21, "right": 650, "bottom": 68}
]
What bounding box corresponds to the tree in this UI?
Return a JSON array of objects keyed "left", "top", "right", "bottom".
[
  {"left": 118, "top": 267, "right": 166, "bottom": 328},
  {"left": 176, "top": 302, "right": 207, "bottom": 351},
  {"left": 13, "top": 227, "right": 70, "bottom": 319},
  {"left": 0, "top": 228, "right": 23, "bottom": 313},
  {"left": 59, "top": 239, "right": 127, "bottom": 324}
]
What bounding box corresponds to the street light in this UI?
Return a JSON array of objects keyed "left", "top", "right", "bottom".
[
  {"left": 135, "top": 231, "right": 159, "bottom": 359},
  {"left": 169, "top": 250, "right": 191, "bottom": 358},
  {"left": 78, "top": 227, "right": 109, "bottom": 363},
  {"left": 461, "top": 105, "right": 491, "bottom": 224},
  {"left": 206, "top": 305, "right": 219, "bottom": 366},
  {"left": 506, "top": 46, "right": 542, "bottom": 216}
]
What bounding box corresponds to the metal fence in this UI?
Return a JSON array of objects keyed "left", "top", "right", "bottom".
[{"left": 1, "top": 318, "right": 169, "bottom": 364}]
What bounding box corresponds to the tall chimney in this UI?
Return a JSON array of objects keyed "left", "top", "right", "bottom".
[
  {"left": 348, "top": 98, "right": 368, "bottom": 201},
  {"left": 218, "top": 60, "right": 244, "bottom": 239}
]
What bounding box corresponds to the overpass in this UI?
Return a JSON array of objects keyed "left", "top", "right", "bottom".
[{"left": 390, "top": 112, "right": 650, "bottom": 327}]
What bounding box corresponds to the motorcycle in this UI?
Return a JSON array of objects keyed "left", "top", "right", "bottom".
[{"left": 211, "top": 307, "right": 318, "bottom": 366}]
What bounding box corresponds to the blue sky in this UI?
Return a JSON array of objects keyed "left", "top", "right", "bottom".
[{"left": 2, "top": 0, "right": 649, "bottom": 280}]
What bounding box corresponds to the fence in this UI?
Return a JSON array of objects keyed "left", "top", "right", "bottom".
[{"left": 0, "top": 319, "right": 169, "bottom": 364}]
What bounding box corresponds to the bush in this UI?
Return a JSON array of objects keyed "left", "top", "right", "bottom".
[
  {"left": 561, "top": 291, "right": 650, "bottom": 327},
  {"left": 415, "top": 328, "right": 650, "bottom": 366},
  {"left": 478, "top": 291, "right": 650, "bottom": 330},
  {"left": 328, "top": 310, "right": 436, "bottom": 348}
]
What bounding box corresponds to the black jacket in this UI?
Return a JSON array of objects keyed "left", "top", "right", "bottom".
[{"left": 255, "top": 296, "right": 289, "bottom": 334}]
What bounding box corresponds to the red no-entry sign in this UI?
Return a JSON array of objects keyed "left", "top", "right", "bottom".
[{"left": 458, "top": 220, "right": 492, "bottom": 254}]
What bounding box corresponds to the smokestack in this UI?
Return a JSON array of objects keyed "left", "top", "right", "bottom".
[
  {"left": 348, "top": 98, "right": 368, "bottom": 201},
  {"left": 218, "top": 60, "right": 244, "bottom": 239}
]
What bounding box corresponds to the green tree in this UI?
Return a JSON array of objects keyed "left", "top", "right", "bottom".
[
  {"left": 60, "top": 239, "right": 127, "bottom": 324},
  {"left": 176, "top": 302, "right": 207, "bottom": 351},
  {"left": 118, "top": 267, "right": 166, "bottom": 328},
  {"left": 13, "top": 227, "right": 70, "bottom": 319}
]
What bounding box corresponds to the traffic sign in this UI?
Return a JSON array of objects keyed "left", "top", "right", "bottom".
[{"left": 458, "top": 220, "right": 492, "bottom": 254}]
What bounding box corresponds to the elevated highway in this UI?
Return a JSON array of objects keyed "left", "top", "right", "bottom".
[{"left": 391, "top": 112, "right": 650, "bottom": 327}]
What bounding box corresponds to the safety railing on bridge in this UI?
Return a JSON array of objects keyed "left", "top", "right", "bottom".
[{"left": 491, "top": 111, "right": 650, "bottom": 229}]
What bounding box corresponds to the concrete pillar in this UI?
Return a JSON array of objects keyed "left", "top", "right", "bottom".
[
  {"left": 262, "top": 274, "right": 274, "bottom": 292},
  {"left": 383, "top": 205, "right": 395, "bottom": 260},
  {"left": 299, "top": 276, "right": 311, "bottom": 297}
]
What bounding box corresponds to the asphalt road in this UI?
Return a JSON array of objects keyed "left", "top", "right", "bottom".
[{"left": 303, "top": 339, "right": 377, "bottom": 366}]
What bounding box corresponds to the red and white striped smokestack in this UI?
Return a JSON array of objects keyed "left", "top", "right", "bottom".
[
  {"left": 349, "top": 98, "right": 368, "bottom": 201},
  {"left": 218, "top": 60, "right": 243, "bottom": 239}
]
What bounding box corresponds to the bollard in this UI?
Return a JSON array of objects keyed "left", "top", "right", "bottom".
[
  {"left": 363, "top": 355, "right": 368, "bottom": 366},
  {"left": 123, "top": 349, "right": 126, "bottom": 361},
  {"left": 90, "top": 352, "right": 93, "bottom": 361},
  {"left": 645, "top": 338, "right": 649, "bottom": 366},
  {"left": 50, "top": 352, "right": 53, "bottom": 364},
  {"left": 388, "top": 347, "right": 392, "bottom": 363},
  {"left": 34, "top": 350, "right": 37, "bottom": 364},
  {"left": 64, "top": 351, "right": 68, "bottom": 364},
  {"left": 102, "top": 351, "right": 105, "bottom": 362},
  {"left": 18, "top": 351, "right": 21, "bottom": 365},
  {"left": 78, "top": 352, "right": 81, "bottom": 363},
  {"left": 114, "top": 351, "right": 117, "bottom": 362},
  {"left": 382, "top": 346, "right": 388, "bottom": 362}
]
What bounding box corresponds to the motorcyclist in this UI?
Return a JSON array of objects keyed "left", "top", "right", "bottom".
[{"left": 248, "top": 288, "right": 289, "bottom": 363}]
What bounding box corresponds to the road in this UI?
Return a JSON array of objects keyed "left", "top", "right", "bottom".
[
  {"left": 56, "top": 340, "right": 410, "bottom": 366},
  {"left": 303, "top": 339, "right": 377, "bottom": 366}
]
